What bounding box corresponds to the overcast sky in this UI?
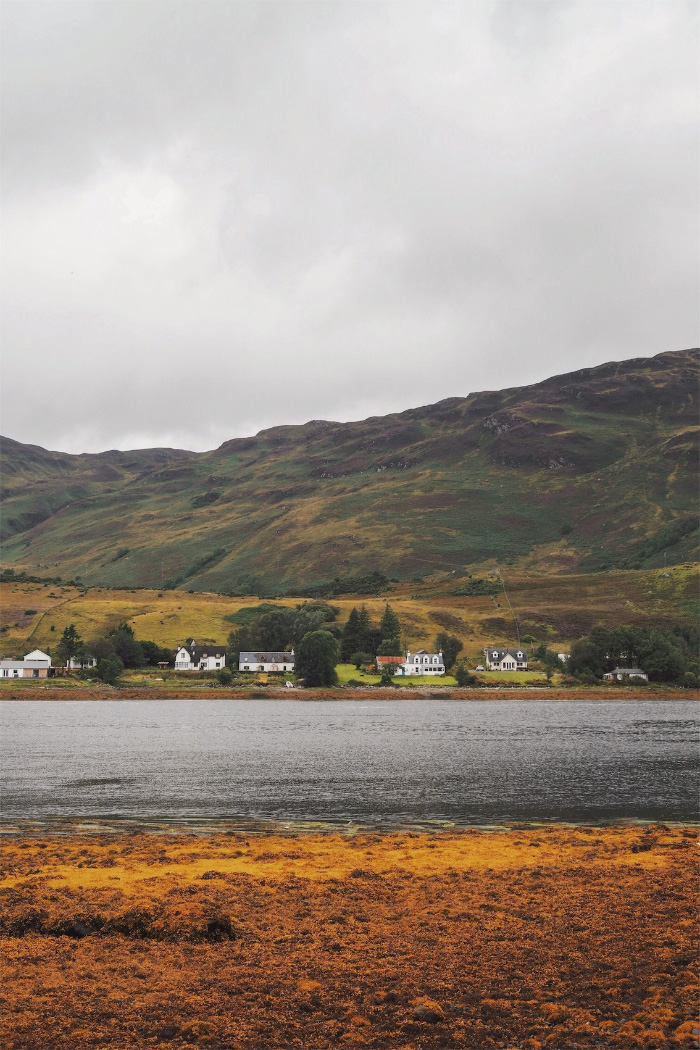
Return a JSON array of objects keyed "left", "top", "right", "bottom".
[{"left": 1, "top": 1, "right": 698, "bottom": 454}]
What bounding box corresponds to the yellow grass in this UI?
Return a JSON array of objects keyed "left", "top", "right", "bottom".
[{"left": 0, "top": 562, "right": 696, "bottom": 665}]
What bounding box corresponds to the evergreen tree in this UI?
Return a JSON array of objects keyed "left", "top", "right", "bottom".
[
  {"left": 356, "top": 605, "right": 372, "bottom": 652},
  {"left": 378, "top": 604, "right": 402, "bottom": 655},
  {"left": 341, "top": 607, "right": 362, "bottom": 661},
  {"left": 56, "top": 624, "right": 83, "bottom": 666}
]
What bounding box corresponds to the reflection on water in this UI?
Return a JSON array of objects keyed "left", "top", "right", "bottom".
[{"left": 0, "top": 699, "right": 697, "bottom": 826}]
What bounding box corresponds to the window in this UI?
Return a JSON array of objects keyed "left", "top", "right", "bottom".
[
  {"left": 216, "top": 662, "right": 221, "bottom": 668},
  {"left": 243, "top": 665, "right": 249, "bottom": 670}
]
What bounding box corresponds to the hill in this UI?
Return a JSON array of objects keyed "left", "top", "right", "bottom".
[
  {"left": 0, "top": 564, "right": 696, "bottom": 664},
  {"left": 1, "top": 348, "right": 697, "bottom": 594}
]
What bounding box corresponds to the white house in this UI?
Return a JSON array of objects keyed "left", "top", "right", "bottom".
[
  {"left": 483, "top": 647, "right": 528, "bottom": 671},
  {"left": 399, "top": 650, "right": 445, "bottom": 676},
  {"left": 174, "top": 641, "right": 226, "bottom": 671},
  {"left": 603, "top": 667, "right": 649, "bottom": 681},
  {"left": 67, "top": 655, "right": 97, "bottom": 669},
  {"left": 239, "top": 651, "right": 295, "bottom": 673},
  {"left": 25, "top": 649, "right": 51, "bottom": 665},
  {"left": 0, "top": 649, "right": 52, "bottom": 678}
]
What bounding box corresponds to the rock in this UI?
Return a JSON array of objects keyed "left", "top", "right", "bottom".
[
  {"left": 64, "top": 920, "right": 92, "bottom": 938},
  {"left": 155, "top": 1025, "right": 180, "bottom": 1042},
  {"left": 205, "top": 916, "right": 234, "bottom": 941},
  {"left": 412, "top": 998, "right": 445, "bottom": 1023}
]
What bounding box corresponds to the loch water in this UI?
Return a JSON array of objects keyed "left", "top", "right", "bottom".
[{"left": 1, "top": 699, "right": 697, "bottom": 828}]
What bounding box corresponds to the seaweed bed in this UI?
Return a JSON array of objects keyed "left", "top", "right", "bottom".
[{"left": 1, "top": 825, "right": 697, "bottom": 1049}]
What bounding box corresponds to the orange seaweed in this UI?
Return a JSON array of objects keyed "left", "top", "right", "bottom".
[{"left": 1, "top": 825, "right": 697, "bottom": 1049}]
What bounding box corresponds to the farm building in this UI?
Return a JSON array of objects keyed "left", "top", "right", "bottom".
[{"left": 375, "top": 655, "right": 405, "bottom": 673}]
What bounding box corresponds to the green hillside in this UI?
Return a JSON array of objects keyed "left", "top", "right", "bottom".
[{"left": 1, "top": 348, "right": 697, "bottom": 594}]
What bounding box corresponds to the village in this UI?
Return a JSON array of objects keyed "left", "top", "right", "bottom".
[{"left": 0, "top": 641, "right": 652, "bottom": 683}]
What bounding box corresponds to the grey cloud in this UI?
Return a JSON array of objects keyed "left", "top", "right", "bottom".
[{"left": 1, "top": 0, "right": 697, "bottom": 453}]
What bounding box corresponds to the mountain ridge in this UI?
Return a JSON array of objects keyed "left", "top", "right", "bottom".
[{"left": 1, "top": 348, "right": 697, "bottom": 594}]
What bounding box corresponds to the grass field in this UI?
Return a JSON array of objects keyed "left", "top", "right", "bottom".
[{"left": 0, "top": 563, "right": 696, "bottom": 666}]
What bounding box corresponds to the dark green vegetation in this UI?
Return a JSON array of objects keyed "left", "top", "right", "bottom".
[
  {"left": 56, "top": 622, "right": 173, "bottom": 682},
  {"left": 2, "top": 349, "right": 697, "bottom": 593},
  {"left": 295, "top": 630, "right": 341, "bottom": 687},
  {"left": 568, "top": 623, "right": 699, "bottom": 685},
  {"left": 226, "top": 602, "right": 340, "bottom": 665},
  {"left": 340, "top": 604, "right": 402, "bottom": 661}
]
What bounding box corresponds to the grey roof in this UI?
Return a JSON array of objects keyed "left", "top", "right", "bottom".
[
  {"left": 0, "top": 659, "right": 49, "bottom": 669},
  {"left": 608, "top": 667, "right": 646, "bottom": 674},
  {"left": 239, "top": 652, "right": 295, "bottom": 663},
  {"left": 176, "top": 644, "right": 226, "bottom": 660},
  {"left": 486, "top": 648, "right": 528, "bottom": 659}
]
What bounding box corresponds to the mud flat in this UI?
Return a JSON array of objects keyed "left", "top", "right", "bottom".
[
  {"left": 1, "top": 825, "right": 697, "bottom": 1049},
  {"left": 1, "top": 684, "right": 693, "bottom": 701}
]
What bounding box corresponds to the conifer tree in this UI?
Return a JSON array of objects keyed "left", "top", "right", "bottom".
[
  {"left": 340, "top": 606, "right": 361, "bottom": 662},
  {"left": 378, "top": 603, "right": 402, "bottom": 655},
  {"left": 356, "top": 604, "right": 372, "bottom": 653}
]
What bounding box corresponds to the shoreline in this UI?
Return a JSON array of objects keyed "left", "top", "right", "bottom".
[
  {"left": 2, "top": 684, "right": 695, "bottom": 701},
  {"left": 2, "top": 816, "right": 698, "bottom": 837}
]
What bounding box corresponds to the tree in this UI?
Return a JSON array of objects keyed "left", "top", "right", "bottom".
[
  {"left": 217, "top": 667, "right": 233, "bottom": 685},
  {"left": 295, "top": 631, "right": 340, "bottom": 687},
  {"left": 257, "top": 609, "right": 296, "bottom": 651},
  {"left": 95, "top": 654, "right": 123, "bottom": 684},
  {"left": 379, "top": 663, "right": 396, "bottom": 686},
  {"left": 226, "top": 625, "right": 255, "bottom": 666},
  {"left": 349, "top": 651, "right": 373, "bottom": 670},
  {"left": 56, "top": 624, "right": 83, "bottom": 666},
  {"left": 568, "top": 638, "right": 607, "bottom": 679},
  {"left": 379, "top": 604, "right": 401, "bottom": 649},
  {"left": 377, "top": 637, "right": 402, "bottom": 656},
  {"left": 357, "top": 605, "right": 372, "bottom": 652},
  {"left": 341, "top": 607, "right": 362, "bottom": 662},
  {"left": 435, "top": 632, "right": 463, "bottom": 672},
  {"left": 108, "top": 623, "right": 144, "bottom": 668},
  {"left": 140, "top": 640, "right": 172, "bottom": 666},
  {"left": 90, "top": 636, "right": 117, "bottom": 662},
  {"left": 455, "top": 663, "right": 474, "bottom": 687}
]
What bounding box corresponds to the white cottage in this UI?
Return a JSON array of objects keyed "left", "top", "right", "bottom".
[
  {"left": 399, "top": 650, "right": 445, "bottom": 676},
  {"left": 0, "top": 649, "right": 52, "bottom": 678},
  {"left": 602, "top": 667, "right": 648, "bottom": 681},
  {"left": 67, "top": 655, "right": 97, "bottom": 669},
  {"left": 239, "top": 651, "right": 295, "bottom": 673},
  {"left": 483, "top": 647, "right": 528, "bottom": 671},
  {"left": 174, "top": 641, "right": 226, "bottom": 671}
]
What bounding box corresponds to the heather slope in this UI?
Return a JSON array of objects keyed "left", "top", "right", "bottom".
[{"left": 1, "top": 348, "right": 697, "bottom": 593}]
